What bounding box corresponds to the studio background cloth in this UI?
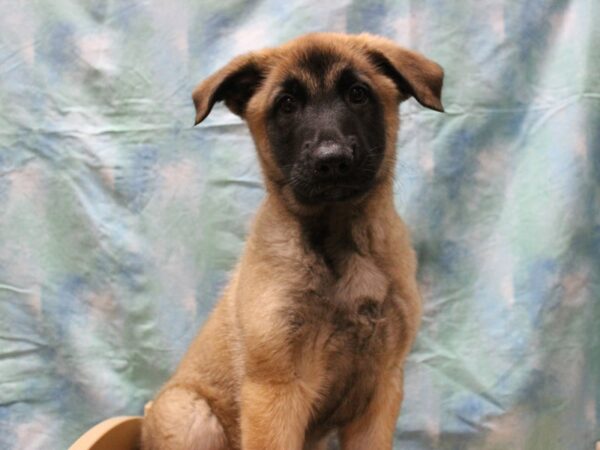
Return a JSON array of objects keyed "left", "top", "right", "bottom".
[{"left": 0, "top": 1, "right": 598, "bottom": 449}]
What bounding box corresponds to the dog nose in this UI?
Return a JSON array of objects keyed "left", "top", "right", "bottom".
[{"left": 312, "top": 142, "right": 354, "bottom": 178}]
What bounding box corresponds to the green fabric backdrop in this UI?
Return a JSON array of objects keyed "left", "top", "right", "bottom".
[{"left": 0, "top": 1, "right": 599, "bottom": 448}]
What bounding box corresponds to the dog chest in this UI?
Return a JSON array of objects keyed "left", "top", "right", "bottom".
[
  {"left": 285, "top": 278, "right": 405, "bottom": 426},
  {"left": 297, "top": 293, "right": 403, "bottom": 434}
]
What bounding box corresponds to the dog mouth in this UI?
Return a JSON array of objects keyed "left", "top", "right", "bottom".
[
  {"left": 290, "top": 177, "right": 374, "bottom": 204},
  {"left": 286, "top": 150, "right": 383, "bottom": 204}
]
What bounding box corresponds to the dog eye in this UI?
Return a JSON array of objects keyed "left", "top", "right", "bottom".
[
  {"left": 278, "top": 94, "right": 297, "bottom": 114},
  {"left": 348, "top": 85, "right": 368, "bottom": 104}
]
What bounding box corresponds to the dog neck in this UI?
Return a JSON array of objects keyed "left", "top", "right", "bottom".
[{"left": 255, "top": 177, "right": 398, "bottom": 270}]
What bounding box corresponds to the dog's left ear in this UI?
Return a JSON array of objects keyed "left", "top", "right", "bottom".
[
  {"left": 192, "top": 52, "right": 272, "bottom": 125},
  {"left": 357, "top": 34, "right": 444, "bottom": 112}
]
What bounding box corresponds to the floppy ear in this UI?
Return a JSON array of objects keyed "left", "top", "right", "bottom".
[
  {"left": 192, "top": 52, "right": 271, "bottom": 125},
  {"left": 357, "top": 34, "right": 444, "bottom": 112}
]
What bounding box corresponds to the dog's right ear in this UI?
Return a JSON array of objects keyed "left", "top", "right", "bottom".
[{"left": 192, "top": 52, "right": 272, "bottom": 125}]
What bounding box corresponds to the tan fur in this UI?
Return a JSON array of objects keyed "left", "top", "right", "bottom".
[{"left": 143, "top": 33, "right": 443, "bottom": 450}]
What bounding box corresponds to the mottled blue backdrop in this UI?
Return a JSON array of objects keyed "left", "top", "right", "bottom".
[{"left": 0, "top": 1, "right": 599, "bottom": 449}]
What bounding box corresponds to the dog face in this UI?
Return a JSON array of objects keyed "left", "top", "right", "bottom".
[
  {"left": 193, "top": 33, "right": 444, "bottom": 207},
  {"left": 264, "top": 51, "right": 388, "bottom": 204}
]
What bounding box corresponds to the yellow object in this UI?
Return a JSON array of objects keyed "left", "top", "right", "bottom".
[{"left": 68, "top": 416, "right": 142, "bottom": 450}]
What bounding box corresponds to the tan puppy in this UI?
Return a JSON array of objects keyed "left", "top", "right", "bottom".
[{"left": 142, "top": 32, "right": 444, "bottom": 450}]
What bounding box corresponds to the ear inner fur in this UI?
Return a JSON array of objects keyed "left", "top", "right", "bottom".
[
  {"left": 353, "top": 33, "right": 445, "bottom": 112},
  {"left": 192, "top": 53, "right": 272, "bottom": 125}
]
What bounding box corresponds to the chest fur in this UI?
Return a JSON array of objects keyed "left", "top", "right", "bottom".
[{"left": 282, "top": 247, "right": 406, "bottom": 431}]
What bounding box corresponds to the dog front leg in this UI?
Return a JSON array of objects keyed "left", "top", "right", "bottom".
[
  {"left": 240, "top": 379, "right": 315, "bottom": 450},
  {"left": 338, "top": 369, "right": 404, "bottom": 450},
  {"left": 142, "top": 386, "right": 228, "bottom": 450}
]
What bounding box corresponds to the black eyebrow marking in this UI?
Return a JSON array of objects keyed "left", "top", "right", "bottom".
[
  {"left": 280, "top": 77, "right": 306, "bottom": 95},
  {"left": 274, "top": 77, "right": 309, "bottom": 103},
  {"left": 336, "top": 68, "right": 373, "bottom": 93},
  {"left": 269, "top": 77, "right": 308, "bottom": 116},
  {"left": 336, "top": 68, "right": 359, "bottom": 87}
]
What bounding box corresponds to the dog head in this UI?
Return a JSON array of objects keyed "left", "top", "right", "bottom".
[{"left": 193, "top": 33, "right": 444, "bottom": 209}]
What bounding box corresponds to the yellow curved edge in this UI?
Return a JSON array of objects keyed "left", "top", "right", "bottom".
[{"left": 68, "top": 416, "right": 143, "bottom": 450}]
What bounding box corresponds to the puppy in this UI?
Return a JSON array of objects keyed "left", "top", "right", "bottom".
[{"left": 142, "top": 32, "right": 444, "bottom": 450}]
